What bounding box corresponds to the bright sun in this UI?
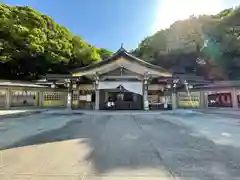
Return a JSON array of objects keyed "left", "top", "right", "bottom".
[{"left": 152, "top": 0, "right": 225, "bottom": 32}]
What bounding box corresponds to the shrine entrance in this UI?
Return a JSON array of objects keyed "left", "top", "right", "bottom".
[
  {"left": 100, "top": 87, "right": 143, "bottom": 110},
  {"left": 39, "top": 46, "right": 211, "bottom": 110},
  {"left": 98, "top": 82, "right": 143, "bottom": 110}
]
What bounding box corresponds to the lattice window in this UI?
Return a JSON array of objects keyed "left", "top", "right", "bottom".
[
  {"left": 72, "top": 93, "right": 78, "bottom": 101},
  {"left": 44, "top": 92, "right": 61, "bottom": 101},
  {"left": 79, "top": 90, "right": 92, "bottom": 95}
]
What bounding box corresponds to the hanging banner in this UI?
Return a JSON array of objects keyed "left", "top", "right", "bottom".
[
  {"left": 99, "top": 81, "right": 143, "bottom": 95},
  {"left": 86, "top": 94, "right": 92, "bottom": 102}
]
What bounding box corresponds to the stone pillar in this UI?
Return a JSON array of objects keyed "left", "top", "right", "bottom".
[
  {"left": 76, "top": 84, "right": 80, "bottom": 108},
  {"left": 232, "top": 88, "right": 238, "bottom": 109},
  {"left": 171, "top": 92, "right": 177, "bottom": 110},
  {"left": 95, "top": 78, "right": 100, "bottom": 110},
  {"left": 38, "top": 91, "right": 43, "bottom": 107},
  {"left": 5, "top": 88, "right": 12, "bottom": 109},
  {"left": 204, "top": 91, "right": 209, "bottom": 108},
  {"left": 67, "top": 80, "right": 73, "bottom": 110},
  {"left": 171, "top": 79, "right": 180, "bottom": 110},
  {"left": 143, "top": 79, "right": 149, "bottom": 110},
  {"left": 171, "top": 82, "right": 177, "bottom": 110},
  {"left": 199, "top": 91, "right": 205, "bottom": 108},
  {"left": 95, "top": 89, "right": 100, "bottom": 110}
]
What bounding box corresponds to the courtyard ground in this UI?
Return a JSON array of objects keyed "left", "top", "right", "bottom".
[{"left": 0, "top": 109, "right": 240, "bottom": 180}]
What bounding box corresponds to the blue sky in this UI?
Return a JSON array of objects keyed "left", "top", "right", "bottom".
[{"left": 1, "top": 0, "right": 239, "bottom": 51}]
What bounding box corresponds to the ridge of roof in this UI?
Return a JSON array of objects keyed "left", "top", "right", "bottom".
[
  {"left": 71, "top": 47, "right": 123, "bottom": 73},
  {"left": 71, "top": 47, "right": 170, "bottom": 74}
]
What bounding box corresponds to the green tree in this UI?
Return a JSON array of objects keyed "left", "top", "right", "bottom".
[
  {"left": 0, "top": 4, "right": 111, "bottom": 80},
  {"left": 98, "top": 48, "right": 112, "bottom": 59},
  {"left": 134, "top": 5, "right": 240, "bottom": 80}
]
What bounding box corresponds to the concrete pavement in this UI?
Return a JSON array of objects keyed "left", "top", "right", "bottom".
[
  {"left": 0, "top": 108, "right": 48, "bottom": 120},
  {"left": 0, "top": 110, "right": 240, "bottom": 179}
]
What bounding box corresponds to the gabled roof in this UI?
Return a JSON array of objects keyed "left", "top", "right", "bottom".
[{"left": 71, "top": 47, "right": 171, "bottom": 76}]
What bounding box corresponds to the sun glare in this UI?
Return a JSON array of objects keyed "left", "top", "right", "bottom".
[{"left": 152, "top": 0, "right": 225, "bottom": 32}]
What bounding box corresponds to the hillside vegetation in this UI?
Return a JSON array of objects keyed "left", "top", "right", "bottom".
[
  {"left": 0, "top": 4, "right": 240, "bottom": 80},
  {"left": 0, "top": 4, "right": 112, "bottom": 80},
  {"left": 134, "top": 6, "right": 240, "bottom": 80}
]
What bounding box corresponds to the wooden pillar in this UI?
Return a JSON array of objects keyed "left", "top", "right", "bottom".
[
  {"left": 105, "top": 91, "right": 108, "bottom": 102},
  {"left": 67, "top": 80, "right": 73, "bottom": 110},
  {"left": 5, "top": 88, "right": 12, "bottom": 109}
]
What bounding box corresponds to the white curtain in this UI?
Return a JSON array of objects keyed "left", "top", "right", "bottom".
[{"left": 99, "top": 81, "right": 143, "bottom": 95}]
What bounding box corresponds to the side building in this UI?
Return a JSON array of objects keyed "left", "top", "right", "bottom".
[
  {"left": 1, "top": 48, "right": 240, "bottom": 110},
  {"left": 0, "top": 80, "right": 68, "bottom": 109}
]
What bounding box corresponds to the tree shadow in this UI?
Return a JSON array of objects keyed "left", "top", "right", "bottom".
[
  {"left": 1, "top": 114, "right": 240, "bottom": 179},
  {"left": 137, "top": 115, "right": 240, "bottom": 179}
]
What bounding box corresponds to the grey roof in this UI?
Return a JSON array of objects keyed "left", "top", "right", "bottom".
[
  {"left": 0, "top": 80, "right": 46, "bottom": 88},
  {"left": 202, "top": 80, "right": 240, "bottom": 88}
]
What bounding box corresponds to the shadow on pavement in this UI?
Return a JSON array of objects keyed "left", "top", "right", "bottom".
[
  {"left": 1, "top": 114, "right": 240, "bottom": 179},
  {"left": 136, "top": 115, "right": 240, "bottom": 179}
]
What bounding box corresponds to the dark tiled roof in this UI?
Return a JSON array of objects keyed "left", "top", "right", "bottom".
[
  {"left": 38, "top": 74, "right": 79, "bottom": 81},
  {"left": 71, "top": 47, "right": 170, "bottom": 74},
  {"left": 202, "top": 80, "right": 240, "bottom": 88},
  {"left": 37, "top": 74, "right": 92, "bottom": 84}
]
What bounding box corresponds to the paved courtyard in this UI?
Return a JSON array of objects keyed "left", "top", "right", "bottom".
[{"left": 0, "top": 110, "right": 240, "bottom": 180}]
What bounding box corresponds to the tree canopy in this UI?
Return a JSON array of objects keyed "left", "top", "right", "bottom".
[
  {"left": 0, "top": 4, "right": 112, "bottom": 80},
  {"left": 133, "top": 6, "right": 240, "bottom": 80},
  {"left": 1, "top": 3, "right": 240, "bottom": 81}
]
